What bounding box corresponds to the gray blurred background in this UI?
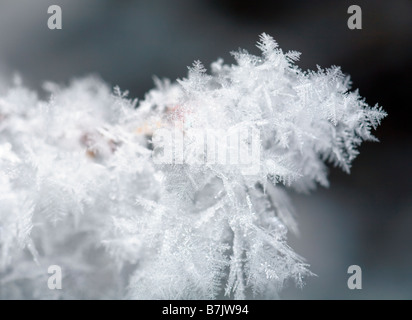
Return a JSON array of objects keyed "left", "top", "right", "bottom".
[{"left": 0, "top": 0, "right": 411, "bottom": 299}]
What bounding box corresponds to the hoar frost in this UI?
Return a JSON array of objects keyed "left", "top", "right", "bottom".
[{"left": 0, "top": 34, "right": 385, "bottom": 299}]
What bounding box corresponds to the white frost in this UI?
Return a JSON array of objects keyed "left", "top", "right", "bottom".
[{"left": 0, "top": 34, "right": 385, "bottom": 299}]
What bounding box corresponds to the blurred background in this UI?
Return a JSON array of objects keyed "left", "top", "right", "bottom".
[{"left": 0, "top": 0, "right": 410, "bottom": 299}]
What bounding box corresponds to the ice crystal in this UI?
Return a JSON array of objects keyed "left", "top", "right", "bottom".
[{"left": 0, "top": 34, "right": 385, "bottom": 299}]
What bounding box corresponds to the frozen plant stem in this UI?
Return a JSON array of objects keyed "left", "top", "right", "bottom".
[{"left": 0, "top": 34, "right": 386, "bottom": 299}]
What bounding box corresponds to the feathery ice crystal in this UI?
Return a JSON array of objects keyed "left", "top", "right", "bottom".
[{"left": 0, "top": 34, "right": 385, "bottom": 299}]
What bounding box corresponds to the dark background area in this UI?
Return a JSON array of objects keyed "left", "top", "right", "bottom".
[{"left": 0, "top": 0, "right": 410, "bottom": 299}]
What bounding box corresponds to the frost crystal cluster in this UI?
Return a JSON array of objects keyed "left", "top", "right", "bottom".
[{"left": 0, "top": 34, "right": 385, "bottom": 299}]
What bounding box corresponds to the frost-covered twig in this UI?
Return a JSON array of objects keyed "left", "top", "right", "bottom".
[{"left": 0, "top": 34, "right": 385, "bottom": 299}]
